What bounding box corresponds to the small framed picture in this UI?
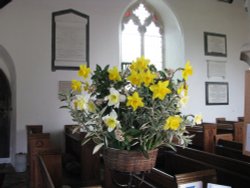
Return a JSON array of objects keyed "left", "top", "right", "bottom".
[
  {"left": 205, "top": 82, "right": 229, "bottom": 105},
  {"left": 204, "top": 32, "right": 227, "bottom": 57}
]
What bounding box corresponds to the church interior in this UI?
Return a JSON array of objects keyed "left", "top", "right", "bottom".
[{"left": 1, "top": 0, "right": 250, "bottom": 187}]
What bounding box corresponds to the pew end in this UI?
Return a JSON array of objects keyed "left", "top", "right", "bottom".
[{"left": 38, "top": 150, "right": 62, "bottom": 188}]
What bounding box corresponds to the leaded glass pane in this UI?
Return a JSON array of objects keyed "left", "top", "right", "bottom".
[
  {"left": 133, "top": 3, "right": 150, "bottom": 25},
  {"left": 122, "top": 1, "right": 163, "bottom": 69},
  {"left": 122, "top": 20, "right": 141, "bottom": 63},
  {"left": 145, "top": 23, "right": 162, "bottom": 70}
]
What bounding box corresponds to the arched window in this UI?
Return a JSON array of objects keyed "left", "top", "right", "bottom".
[{"left": 121, "top": 0, "right": 164, "bottom": 70}]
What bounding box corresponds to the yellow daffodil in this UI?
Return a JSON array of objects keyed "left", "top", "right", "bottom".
[
  {"left": 106, "top": 88, "right": 126, "bottom": 108},
  {"left": 127, "top": 70, "right": 143, "bottom": 86},
  {"left": 71, "top": 79, "right": 82, "bottom": 92},
  {"left": 194, "top": 114, "right": 203, "bottom": 125},
  {"left": 108, "top": 66, "right": 121, "bottom": 81},
  {"left": 126, "top": 92, "right": 144, "bottom": 111},
  {"left": 182, "top": 61, "right": 193, "bottom": 80},
  {"left": 164, "top": 116, "right": 182, "bottom": 131},
  {"left": 142, "top": 70, "right": 156, "bottom": 87},
  {"left": 78, "top": 64, "right": 91, "bottom": 79},
  {"left": 102, "top": 110, "right": 120, "bottom": 132},
  {"left": 149, "top": 80, "right": 171, "bottom": 100},
  {"left": 130, "top": 56, "right": 149, "bottom": 72}
]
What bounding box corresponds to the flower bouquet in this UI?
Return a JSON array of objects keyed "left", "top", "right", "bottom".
[{"left": 60, "top": 57, "right": 201, "bottom": 172}]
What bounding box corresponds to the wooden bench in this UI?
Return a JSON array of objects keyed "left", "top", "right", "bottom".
[
  {"left": 187, "top": 121, "right": 244, "bottom": 153},
  {"left": 175, "top": 146, "right": 250, "bottom": 188},
  {"left": 215, "top": 139, "right": 250, "bottom": 163},
  {"left": 215, "top": 118, "right": 244, "bottom": 143},
  {"left": 26, "top": 125, "right": 61, "bottom": 188},
  {"left": 104, "top": 149, "right": 217, "bottom": 188},
  {"left": 186, "top": 123, "right": 217, "bottom": 152},
  {"left": 217, "top": 139, "right": 242, "bottom": 150},
  {"left": 27, "top": 125, "right": 53, "bottom": 188},
  {"left": 38, "top": 150, "right": 62, "bottom": 188},
  {"left": 146, "top": 150, "right": 216, "bottom": 188},
  {"left": 64, "top": 125, "right": 101, "bottom": 187},
  {"left": 214, "top": 134, "right": 233, "bottom": 144}
]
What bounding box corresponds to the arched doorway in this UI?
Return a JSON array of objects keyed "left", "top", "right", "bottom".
[
  {"left": 0, "top": 69, "right": 11, "bottom": 158},
  {"left": 0, "top": 44, "right": 16, "bottom": 164}
]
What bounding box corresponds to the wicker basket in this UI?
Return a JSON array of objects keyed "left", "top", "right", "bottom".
[{"left": 103, "top": 148, "right": 158, "bottom": 173}]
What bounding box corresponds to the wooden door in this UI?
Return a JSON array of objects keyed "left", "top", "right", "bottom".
[{"left": 0, "top": 69, "right": 11, "bottom": 158}]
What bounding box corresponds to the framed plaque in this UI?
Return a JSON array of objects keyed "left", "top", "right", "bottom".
[
  {"left": 205, "top": 82, "right": 229, "bottom": 105},
  {"left": 52, "top": 9, "right": 89, "bottom": 71},
  {"left": 204, "top": 32, "right": 227, "bottom": 57}
]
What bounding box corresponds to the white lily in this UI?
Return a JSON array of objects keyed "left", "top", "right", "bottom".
[
  {"left": 105, "top": 87, "right": 126, "bottom": 108},
  {"left": 71, "top": 94, "right": 90, "bottom": 111},
  {"left": 102, "top": 110, "right": 120, "bottom": 132}
]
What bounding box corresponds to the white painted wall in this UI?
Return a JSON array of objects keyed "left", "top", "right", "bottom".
[
  {"left": 0, "top": 0, "right": 249, "bottom": 156},
  {"left": 166, "top": 0, "right": 249, "bottom": 121}
]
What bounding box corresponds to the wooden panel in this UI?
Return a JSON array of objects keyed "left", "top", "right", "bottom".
[
  {"left": 176, "top": 146, "right": 250, "bottom": 188},
  {"left": 215, "top": 134, "right": 233, "bottom": 144},
  {"left": 203, "top": 123, "right": 217, "bottom": 153},
  {"left": 234, "top": 122, "right": 244, "bottom": 143},
  {"left": 64, "top": 125, "right": 101, "bottom": 186},
  {"left": 243, "top": 70, "right": 250, "bottom": 156},
  {"left": 39, "top": 150, "right": 62, "bottom": 188},
  {"left": 29, "top": 134, "right": 51, "bottom": 188}
]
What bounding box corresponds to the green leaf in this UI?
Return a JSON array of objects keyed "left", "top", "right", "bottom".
[
  {"left": 92, "top": 143, "right": 104, "bottom": 154},
  {"left": 81, "top": 138, "right": 92, "bottom": 146}
]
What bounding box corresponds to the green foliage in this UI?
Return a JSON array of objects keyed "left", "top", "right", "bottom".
[{"left": 60, "top": 58, "right": 199, "bottom": 155}]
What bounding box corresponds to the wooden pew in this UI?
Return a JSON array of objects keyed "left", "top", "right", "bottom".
[
  {"left": 26, "top": 125, "right": 43, "bottom": 165},
  {"left": 26, "top": 125, "right": 53, "bottom": 188},
  {"left": 146, "top": 150, "right": 216, "bottom": 188},
  {"left": 26, "top": 125, "right": 62, "bottom": 188},
  {"left": 175, "top": 146, "right": 250, "bottom": 188},
  {"left": 188, "top": 121, "right": 244, "bottom": 153},
  {"left": 64, "top": 125, "right": 101, "bottom": 187},
  {"left": 214, "top": 133, "right": 233, "bottom": 144},
  {"left": 217, "top": 139, "right": 242, "bottom": 150},
  {"left": 234, "top": 121, "right": 244, "bottom": 143},
  {"left": 186, "top": 123, "right": 217, "bottom": 152},
  {"left": 215, "top": 118, "right": 244, "bottom": 142},
  {"left": 215, "top": 139, "right": 250, "bottom": 163},
  {"left": 104, "top": 149, "right": 217, "bottom": 188},
  {"left": 141, "top": 168, "right": 216, "bottom": 188},
  {"left": 38, "top": 150, "right": 62, "bottom": 188}
]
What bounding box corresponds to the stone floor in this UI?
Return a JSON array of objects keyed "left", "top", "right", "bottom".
[
  {"left": 0, "top": 163, "right": 27, "bottom": 188},
  {"left": 2, "top": 172, "right": 27, "bottom": 188},
  {"left": 0, "top": 163, "right": 102, "bottom": 188}
]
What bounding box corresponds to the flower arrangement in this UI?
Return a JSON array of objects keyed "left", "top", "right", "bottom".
[{"left": 60, "top": 57, "right": 202, "bottom": 156}]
